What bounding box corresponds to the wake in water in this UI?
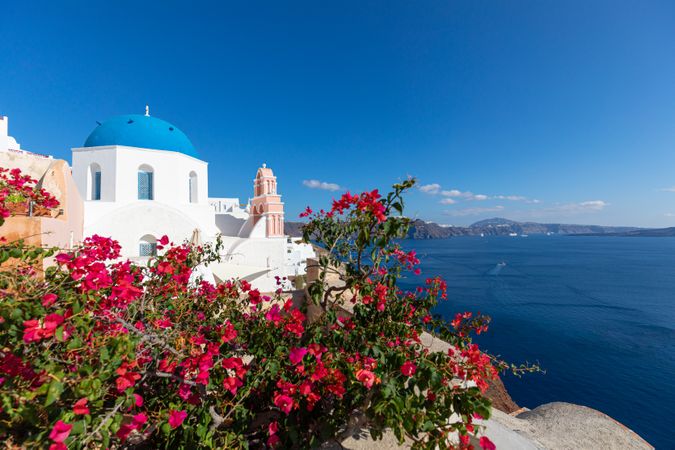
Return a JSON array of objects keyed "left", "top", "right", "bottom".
[{"left": 487, "top": 261, "right": 507, "bottom": 275}]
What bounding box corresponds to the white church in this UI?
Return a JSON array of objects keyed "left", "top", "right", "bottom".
[{"left": 1, "top": 110, "right": 314, "bottom": 291}]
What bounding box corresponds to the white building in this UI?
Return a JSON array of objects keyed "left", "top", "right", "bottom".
[{"left": 60, "top": 109, "right": 312, "bottom": 291}]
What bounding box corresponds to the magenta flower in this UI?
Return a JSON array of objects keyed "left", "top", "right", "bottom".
[
  {"left": 168, "top": 409, "right": 187, "bottom": 429},
  {"left": 400, "top": 360, "right": 417, "bottom": 377},
  {"left": 289, "top": 347, "right": 308, "bottom": 365},
  {"left": 274, "top": 393, "right": 294, "bottom": 415},
  {"left": 48, "top": 420, "right": 72, "bottom": 443},
  {"left": 479, "top": 436, "right": 496, "bottom": 450}
]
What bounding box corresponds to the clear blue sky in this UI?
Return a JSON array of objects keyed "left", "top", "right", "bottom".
[{"left": 2, "top": 1, "right": 674, "bottom": 227}]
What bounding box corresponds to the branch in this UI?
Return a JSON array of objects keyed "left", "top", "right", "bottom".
[
  {"left": 113, "top": 317, "right": 183, "bottom": 358},
  {"left": 81, "top": 400, "right": 124, "bottom": 445},
  {"left": 333, "top": 390, "right": 374, "bottom": 443},
  {"left": 209, "top": 405, "right": 225, "bottom": 432}
]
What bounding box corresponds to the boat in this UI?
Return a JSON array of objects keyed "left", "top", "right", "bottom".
[{"left": 508, "top": 232, "right": 518, "bottom": 237}]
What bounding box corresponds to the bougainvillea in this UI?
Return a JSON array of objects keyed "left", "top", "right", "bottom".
[
  {"left": 0, "top": 166, "right": 59, "bottom": 224},
  {"left": 0, "top": 169, "right": 533, "bottom": 449}
]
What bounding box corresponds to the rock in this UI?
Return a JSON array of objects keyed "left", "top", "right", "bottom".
[
  {"left": 516, "top": 402, "right": 653, "bottom": 449},
  {"left": 485, "top": 376, "right": 520, "bottom": 414}
]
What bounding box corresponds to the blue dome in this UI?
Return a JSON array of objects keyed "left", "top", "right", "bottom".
[{"left": 84, "top": 114, "right": 198, "bottom": 158}]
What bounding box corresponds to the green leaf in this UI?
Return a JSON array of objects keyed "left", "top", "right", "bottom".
[
  {"left": 55, "top": 326, "right": 64, "bottom": 342},
  {"left": 71, "top": 420, "right": 86, "bottom": 435},
  {"left": 11, "top": 307, "right": 23, "bottom": 320},
  {"left": 101, "top": 430, "right": 110, "bottom": 449},
  {"left": 44, "top": 379, "right": 64, "bottom": 406}
]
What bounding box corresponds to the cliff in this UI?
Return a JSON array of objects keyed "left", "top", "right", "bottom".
[
  {"left": 285, "top": 218, "right": 643, "bottom": 240},
  {"left": 485, "top": 376, "right": 520, "bottom": 414},
  {"left": 573, "top": 227, "right": 675, "bottom": 237},
  {"left": 407, "top": 218, "right": 641, "bottom": 239}
]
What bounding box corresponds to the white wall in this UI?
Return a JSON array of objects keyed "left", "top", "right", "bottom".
[
  {"left": 0, "top": 116, "right": 22, "bottom": 153},
  {"left": 214, "top": 235, "right": 290, "bottom": 291},
  {"left": 72, "top": 146, "right": 209, "bottom": 205},
  {"left": 210, "top": 198, "right": 246, "bottom": 215},
  {"left": 72, "top": 145, "right": 218, "bottom": 256},
  {"left": 215, "top": 214, "right": 247, "bottom": 237},
  {"left": 72, "top": 147, "right": 117, "bottom": 201},
  {"left": 83, "top": 202, "right": 204, "bottom": 258}
]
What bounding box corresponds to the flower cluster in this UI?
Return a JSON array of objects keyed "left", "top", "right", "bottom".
[
  {"left": 300, "top": 188, "right": 388, "bottom": 224},
  {"left": 0, "top": 177, "right": 518, "bottom": 450},
  {"left": 0, "top": 167, "right": 59, "bottom": 223}
]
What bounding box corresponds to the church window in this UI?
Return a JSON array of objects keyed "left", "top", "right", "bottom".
[
  {"left": 93, "top": 171, "right": 101, "bottom": 200},
  {"left": 189, "top": 171, "right": 198, "bottom": 203},
  {"left": 139, "top": 234, "right": 157, "bottom": 257},
  {"left": 88, "top": 163, "right": 102, "bottom": 200},
  {"left": 138, "top": 165, "right": 154, "bottom": 200}
]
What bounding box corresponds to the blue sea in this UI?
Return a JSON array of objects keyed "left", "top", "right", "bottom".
[{"left": 400, "top": 236, "right": 675, "bottom": 449}]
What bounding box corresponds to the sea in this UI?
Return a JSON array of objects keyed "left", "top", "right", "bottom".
[{"left": 399, "top": 235, "right": 675, "bottom": 449}]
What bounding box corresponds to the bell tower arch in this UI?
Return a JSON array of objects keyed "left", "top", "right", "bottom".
[{"left": 250, "top": 163, "right": 284, "bottom": 237}]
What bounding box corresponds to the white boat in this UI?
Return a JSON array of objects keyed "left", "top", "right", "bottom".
[
  {"left": 521, "top": 234, "right": 528, "bottom": 237},
  {"left": 508, "top": 232, "right": 518, "bottom": 237}
]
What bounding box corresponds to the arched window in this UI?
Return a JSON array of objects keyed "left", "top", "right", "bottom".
[
  {"left": 139, "top": 234, "right": 157, "bottom": 257},
  {"left": 138, "top": 164, "right": 154, "bottom": 200},
  {"left": 189, "top": 171, "right": 198, "bottom": 203},
  {"left": 87, "top": 163, "right": 102, "bottom": 200}
]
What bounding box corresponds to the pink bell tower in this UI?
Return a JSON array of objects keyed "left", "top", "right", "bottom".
[{"left": 251, "top": 163, "right": 285, "bottom": 238}]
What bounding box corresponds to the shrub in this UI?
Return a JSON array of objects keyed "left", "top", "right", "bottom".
[
  {"left": 0, "top": 167, "right": 60, "bottom": 223},
  {"left": 0, "top": 170, "right": 526, "bottom": 449}
]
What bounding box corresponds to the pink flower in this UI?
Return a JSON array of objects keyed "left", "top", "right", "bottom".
[
  {"left": 267, "top": 434, "right": 281, "bottom": 447},
  {"left": 133, "top": 413, "right": 148, "bottom": 426},
  {"left": 134, "top": 393, "right": 144, "bottom": 407},
  {"left": 73, "top": 398, "right": 89, "bottom": 415},
  {"left": 22, "top": 314, "right": 64, "bottom": 343},
  {"left": 49, "top": 420, "right": 72, "bottom": 443},
  {"left": 269, "top": 420, "right": 279, "bottom": 435},
  {"left": 400, "top": 360, "right": 417, "bottom": 377},
  {"left": 479, "top": 436, "right": 496, "bottom": 450},
  {"left": 55, "top": 253, "right": 71, "bottom": 264},
  {"left": 223, "top": 376, "right": 243, "bottom": 395},
  {"left": 168, "top": 409, "right": 187, "bottom": 429},
  {"left": 116, "top": 412, "right": 148, "bottom": 441},
  {"left": 42, "top": 293, "right": 58, "bottom": 307},
  {"left": 356, "top": 369, "right": 377, "bottom": 389},
  {"left": 221, "top": 321, "right": 237, "bottom": 343},
  {"left": 115, "top": 371, "right": 141, "bottom": 392},
  {"left": 22, "top": 319, "right": 42, "bottom": 343},
  {"left": 289, "top": 347, "right": 308, "bottom": 365},
  {"left": 265, "top": 304, "right": 283, "bottom": 325},
  {"left": 274, "top": 393, "right": 294, "bottom": 415},
  {"left": 153, "top": 318, "right": 173, "bottom": 329},
  {"left": 49, "top": 444, "right": 67, "bottom": 450}
]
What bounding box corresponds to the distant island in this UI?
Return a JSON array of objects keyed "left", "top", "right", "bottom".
[{"left": 286, "top": 217, "right": 675, "bottom": 239}]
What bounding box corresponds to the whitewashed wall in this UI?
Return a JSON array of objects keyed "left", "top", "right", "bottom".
[{"left": 72, "top": 145, "right": 218, "bottom": 256}]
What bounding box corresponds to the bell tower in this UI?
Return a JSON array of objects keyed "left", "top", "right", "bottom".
[{"left": 250, "top": 164, "right": 285, "bottom": 238}]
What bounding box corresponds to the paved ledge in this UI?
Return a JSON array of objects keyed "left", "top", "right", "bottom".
[{"left": 331, "top": 403, "right": 653, "bottom": 450}]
